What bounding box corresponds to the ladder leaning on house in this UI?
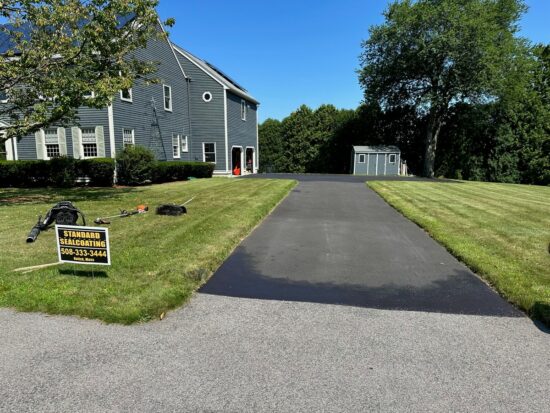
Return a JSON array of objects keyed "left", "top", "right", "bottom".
[{"left": 148, "top": 97, "right": 167, "bottom": 160}]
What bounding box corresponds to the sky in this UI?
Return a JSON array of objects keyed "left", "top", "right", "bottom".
[{"left": 161, "top": 1, "right": 548, "bottom": 121}]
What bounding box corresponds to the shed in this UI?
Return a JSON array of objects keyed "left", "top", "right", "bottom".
[{"left": 351, "top": 145, "right": 401, "bottom": 176}]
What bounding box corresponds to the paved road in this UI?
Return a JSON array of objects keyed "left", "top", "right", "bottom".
[{"left": 1, "top": 175, "right": 549, "bottom": 412}]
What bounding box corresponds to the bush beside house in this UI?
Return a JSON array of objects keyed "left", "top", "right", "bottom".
[{"left": 0, "top": 148, "right": 215, "bottom": 188}]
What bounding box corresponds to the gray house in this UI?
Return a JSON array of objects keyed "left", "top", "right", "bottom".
[
  {"left": 172, "top": 45, "right": 259, "bottom": 175},
  {"left": 351, "top": 145, "right": 401, "bottom": 176},
  {"left": 1, "top": 23, "right": 259, "bottom": 176}
]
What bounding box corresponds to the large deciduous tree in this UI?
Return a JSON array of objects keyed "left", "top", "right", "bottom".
[
  {"left": 0, "top": 0, "right": 173, "bottom": 142},
  {"left": 358, "top": 0, "right": 528, "bottom": 177}
]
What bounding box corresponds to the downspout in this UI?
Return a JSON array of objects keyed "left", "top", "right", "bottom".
[{"left": 186, "top": 77, "right": 193, "bottom": 157}]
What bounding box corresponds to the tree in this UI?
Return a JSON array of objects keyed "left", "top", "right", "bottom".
[
  {"left": 359, "top": 0, "right": 528, "bottom": 177},
  {"left": 0, "top": 0, "right": 173, "bottom": 142},
  {"left": 258, "top": 118, "right": 283, "bottom": 172}
]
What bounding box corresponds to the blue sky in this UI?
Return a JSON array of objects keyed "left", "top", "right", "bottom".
[{"left": 158, "top": 1, "right": 549, "bottom": 121}]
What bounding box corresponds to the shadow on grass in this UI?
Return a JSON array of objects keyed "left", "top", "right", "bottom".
[
  {"left": 244, "top": 173, "right": 464, "bottom": 184},
  {"left": 59, "top": 269, "right": 108, "bottom": 278},
  {"left": 0, "top": 186, "right": 138, "bottom": 206}
]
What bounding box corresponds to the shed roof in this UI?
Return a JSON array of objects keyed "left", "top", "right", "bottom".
[
  {"left": 353, "top": 145, "right": 400, "bottom": 153},
  {"left": 171, "top": 43, "right": 259, "bottom": 105}
]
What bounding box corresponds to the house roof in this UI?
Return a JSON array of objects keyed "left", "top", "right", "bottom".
[
  {"left": 353, "top": 145, "right": 400, "bottom": 153},
  {"left": 0, "top": 15, "right": 136, "bottom": 55},
  {"left": 171, "top": 43, "right": 259, "bottom": 105}
]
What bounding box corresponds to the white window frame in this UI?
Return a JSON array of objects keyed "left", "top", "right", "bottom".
[
  {"left": 358, "top": 154, "right": 366, "bottom": 163},
  {"left": 241, "top": 100, "right": 247, "bottom": 121},
  {"left": 172, "top": 133, "right": 181, "bottom": 159},
  {"left": 44, "top": 128, "right": 61, "bottom": 160},
  {"left": 0, "top": 89, "right": 8, "bottom": 103},
  {"left": 181, "top": 135, "right": 189, "bottom": 153},
  {"left": 83, "top": 91, "right": 95, "bottom": 99},
  {"left": 81, "top": 127, "right": 98, "bottom": 158},
  {"left": 122, "top": 128, "right": 135, "bottom": 147},
  {"left": 203, "top": 142, "right": 216, "bottom": 163},
  {"left": 120, "top": 88, "right": 133, "bottom": 102},
  {"left": 202, "top": 91, "right": 212, "bottom": 102},
  {"left": 163, "top": 84, "right": 172, "bottom": 111},
  {"left": 389, "top": 154, "right": 397, "bottom": 164}
]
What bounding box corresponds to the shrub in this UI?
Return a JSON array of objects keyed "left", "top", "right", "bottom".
[
  {"left": 116, "top": 146, "right": 155, "bottom": 185},
  {"left": 48, "top": 156, "right": 77, "bottom": 187},
  {"left": 0, "top": 158, "right": 115, "bottom": 187},
  {"left": 152, "top": 161, "right": 215, "bottom": 183},
  {"left": 76, "top": 158, "right": 115, "bottom": 186}
]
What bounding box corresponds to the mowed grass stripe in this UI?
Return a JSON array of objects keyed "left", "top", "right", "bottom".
[
  {"left": 369, "top": 180, "right": 550, "bottom": 325},
  {"left": 0, "top": 178, "right": 296, "bottom": 323}
]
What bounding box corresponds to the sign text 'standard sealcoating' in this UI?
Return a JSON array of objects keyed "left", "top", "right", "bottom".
[{"left": 55, "top": 225, "right": 111, "bottom": 265}]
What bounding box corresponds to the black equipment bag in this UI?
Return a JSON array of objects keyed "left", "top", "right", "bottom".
[{"left": 156, "top": 204, "right": 187, "bottom": 216}]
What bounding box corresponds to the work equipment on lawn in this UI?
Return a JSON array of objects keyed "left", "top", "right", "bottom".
[
  {"left": 26, "top": 201, "right": 86, "bottom": 243},
  {"left": 156, "top": 197, "right": 195, "bottom": 216},
  {"left": 94, "top": 205, "right": 148, "bottom": 225}
]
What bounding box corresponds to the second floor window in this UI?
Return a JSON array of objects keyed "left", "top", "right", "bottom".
[
  {"left": 44, "top": 129, "right": 60, "bottom": 158},
  {"left": 241, "top": 100, "right": 247, "bottom": 121},
  {"left": 163, "top": 85, "right": 172, "bottom": 111},
  {"left": 0, "top": 89, "right": 8, "bottom": 103},
  {"left": 120, "top": 88, "right": 132, "bottom": 102},
  {"left": 81, "top": 127, "right": 98, "bottom": 158}
]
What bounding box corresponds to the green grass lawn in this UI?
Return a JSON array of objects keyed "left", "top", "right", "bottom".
[
  {"left": 369, "top": 180, "right": 550, "bottom": 325},
  {"left": 0, "top": 178, "right": 295, "bottom": 324}
]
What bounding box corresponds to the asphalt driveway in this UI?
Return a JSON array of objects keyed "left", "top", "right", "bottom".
[
  {"left": 1, "top": 174, "right": 548, "bottom": 412},
  {"left": 203, "top": 174, "right": 518, "bottom": 316}
]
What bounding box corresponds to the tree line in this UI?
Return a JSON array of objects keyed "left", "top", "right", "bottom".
[{"left": 259, "top": 0, "right": 549, "bottom": 185}]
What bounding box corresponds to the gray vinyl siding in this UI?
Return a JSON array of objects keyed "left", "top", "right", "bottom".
[
  {"left": 174, "top": 52, "right": 226, "bottom": 171},
  {"left": 227, "top": 92, "right": 258, "bottom": 169},
  {"left": 8, "top": 106, "right": 109, "bottom": 160},
  {"left": 112, "top": 32, "right": 189, "bottom": 161},
  {"left": 353, "top": 151, "right": 400, "bottom": 176}
]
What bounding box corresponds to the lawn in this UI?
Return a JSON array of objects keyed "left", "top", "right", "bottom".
[
  {"left": 0, "top": 178, "right": 295, "bottom": 324},
  {"left": 369, "top": 180, "right": 550, "bottom": 325}
]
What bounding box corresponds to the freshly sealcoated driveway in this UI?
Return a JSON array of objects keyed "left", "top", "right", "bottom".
[{"left": 1, "top": 175, "right": 548, "bottom": 412}]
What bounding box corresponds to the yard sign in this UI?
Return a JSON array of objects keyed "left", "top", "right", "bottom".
[{"left": 55, "top": 225, "right": 111, "bottom": 265}]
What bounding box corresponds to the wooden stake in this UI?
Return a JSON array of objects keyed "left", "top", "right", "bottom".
[{"left": 13, "top": 262, "right": 62, "bottom": 273}]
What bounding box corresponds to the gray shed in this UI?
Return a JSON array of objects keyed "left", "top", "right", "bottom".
[{"left": 351, "top": 145, "right": 401, "bottom": 176}]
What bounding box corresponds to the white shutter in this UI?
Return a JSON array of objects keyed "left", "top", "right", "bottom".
[
  {"left": 71, "top": 127, "right": 82, "bottom": 158},
  {"left": 35, "top": 130, "right": 45, "bottom": 160},
  {"left": 57, "top": 127, "right": 67, "bottom": 156},
  {"left": 5, "top": 139, "right": 13, "bottom": 160},
  {"left": 96, "top": 126, "right": 105, "bottom": 157}
]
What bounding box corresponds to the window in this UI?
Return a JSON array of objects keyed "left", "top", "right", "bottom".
[
  {"left": 241, "top": 100, "right": 247, "bottom": 121},
  {"left": 83, "top": 91, "right": 95, "bottom": 99},
  {"left": 81, "top": 127, "right": 98, "bottom": 158},
  {"left": 172, "top": 133, "right": 181, "bottom": 158},
  {"left": 203, "top": 142, "right": 216, "bottom": 163},
  {"left": 120, "top": 88, "right": 132, "bottom": 102},
  {"left": 123, "top": 128, "right": 135, "bottom": 147},
  {"left": 389, "top": 154, "right": 397, "bottom": 164},
  {"left": 0, "top": 133, "right": 6, "bottom": 160},
  {"left": 44, "top": 128, "right": 60, "bottom": 158},
  {"left": 163, "top": 85, "right": 172, "bottom": 111},
  {"left": 358, "top": 154, "right": 366, "bottom": 163},
  {"left": 0, "top": 89, "right": 8, "bottom": 103},
  {"left": 181, "top": 135, "right": 188, "bottom": 152},
  {"left": 202, "top": 91, "right": 212, "bottom": 102}
]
